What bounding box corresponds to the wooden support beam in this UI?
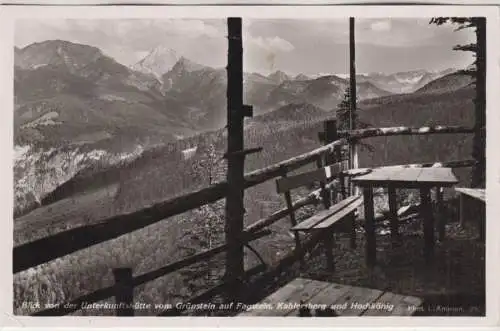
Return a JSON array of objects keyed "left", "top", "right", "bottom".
[
  {"left": 363, "top": 188, "right": 376, "bottom": 267},
  {"left": 225, "top": 17, "right": 246, "bottom": 292},
  {"left": 318, "top": 119, "right": 338, "bottom": 166},
  {"left": 338, "top": 125, "right": 475, "bottom": 140},
  {"left": 113, "top": 268, "right": 134, "bottom": 316},
  {"left": 420, "top": 188, "right": 435, "bottom": 265},
  {"left": 280, "top": 169, "right": 304, "bottom": 269},
  {"left": 223, "top": 147, "right": 262, "bottom": 159},
  {"left": 436, "top": 187, "right": 445, "bottom": 242},
  {"left": 387, "top": 185, "right": 400, "bottom": 247},
  {"left": 349, "top": 17, "right": 359, "bottom": 196}
]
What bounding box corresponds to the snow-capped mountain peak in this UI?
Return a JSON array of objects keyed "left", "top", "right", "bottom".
[
  {"left": 268, "top": 70, "right": 291, "bottom": 84},
  {"left": 131, "top": 45, "right": 179, "bottom": 78}
]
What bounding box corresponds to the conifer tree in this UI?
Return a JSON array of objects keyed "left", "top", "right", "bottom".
[
  {"left": 336, "top": 87, "right": 373, "bottom": 154},
  {"left": 430, "top": 17, "right": 486, "bottom": 187}
]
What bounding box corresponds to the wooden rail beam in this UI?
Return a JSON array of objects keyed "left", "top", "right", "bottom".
[
  {"left": 338, "top": 125, "right": 475, "bottom": 140},
  {"left": 31, "top": 229, "right": 270, "bottom": 316},
  {"left": 14, "top": 138, "right": 347, "bottom": 273}
]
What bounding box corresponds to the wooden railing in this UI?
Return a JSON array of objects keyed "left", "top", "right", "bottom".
[{"left": 14, "top": 122, "right": 478, "bottom": 316}]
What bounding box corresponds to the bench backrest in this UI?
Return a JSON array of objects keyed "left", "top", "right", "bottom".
[{"left": 276, "top": 160, "right": 349, "bottom": 194}]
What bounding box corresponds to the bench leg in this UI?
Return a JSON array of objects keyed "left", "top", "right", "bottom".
[
  {"left": 294, "top": 233, "right": 306, "bottom": 270},
  {"left": 349, "top": 212, "right": 357, "bottom": 249},
  {"left": 420, "top": 188, "right": 435, "bottom": 265},
  {"left": 363, "top": 188, "right": 376, "bottom": 267},
  {"left": 323, "top": 231, "right": 335, "bottom": 272}
]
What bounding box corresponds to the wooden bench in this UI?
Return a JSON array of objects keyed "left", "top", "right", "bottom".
[
  {"left": 276, "top": 160, "right": 363, "bottom": 271},
  {"left": 455, "top": 187, "right": 485, "bottom": 242},
  {"left": 238, "top": 277, "right": 423, "bottom": 316}
]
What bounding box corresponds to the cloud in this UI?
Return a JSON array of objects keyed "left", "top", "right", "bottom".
[
  {"left": 249, "top": 36, "right": 295, "bottom": 53},
  {"left": 370, "top": 20, "right": 392, "bottom": 32}
]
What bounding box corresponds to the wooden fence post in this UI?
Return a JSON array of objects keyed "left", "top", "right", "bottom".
[
  {"left": 349, "top": 17, "right": 359, "bottom": 196},
  {"left": 225, "top": 17, "right": 256, "bottom": 300},
  {"left": 113, "top": 268, "right": 134, "bottom": 316},
  {"left": 318, "top": 119, "right": 337, "bottom": 203}
]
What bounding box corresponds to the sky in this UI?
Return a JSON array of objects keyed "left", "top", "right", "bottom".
[{"left": 14, "top": 18, "right": 476, "bottom": 75}]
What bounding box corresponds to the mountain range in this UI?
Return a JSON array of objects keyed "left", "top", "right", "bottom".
[{"left": 13, "top": 40, "right": 470, "bottom": 216}]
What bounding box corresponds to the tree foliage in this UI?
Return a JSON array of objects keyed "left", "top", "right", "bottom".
[{"left": 430, "top": 17, "right": 486, "bottom": 187}]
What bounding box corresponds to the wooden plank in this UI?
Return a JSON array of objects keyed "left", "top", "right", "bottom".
[
  {"left": 455, "top": 187, "right": 486, "bottom": 202},
  {"left": 416, "top": 168, "right": 458, "bottom": 185},
  {"left": 330, "top": 285, "right": 384, "bottom": 316},
  {"left": 362, "top": 292, "right": 423, "bottom": 316},
  {"left": 239, "top": 278, "right": 315, "bottom": 316},
  {"left": 291, "top": 195, "right": 361, "bottom": 231},
  {"left": 311, "top": 200, "right": 362, "bottom": 230},
  {"left": 353, "top": 167, "right": 458, "bottom": 188},
  {"left": 275, "top": 279, "right": 332, "bottom": 316},
  {"left": 244, "top": 181, "right": 336, "bottom": 234},
  {"left": 285, "top": 282, "right": 351, "bottom": 316},
  {"left": 351, "top": 167, "right": 399, "bottom": 184},
  {"left": 387, "top": 168, "right": 422, "bottom": 182},
  {"left": 276, "top": 161, "right": 348, "bottom": 194},
  {"left": 344, "top": 159, "right": 477, "bottom": 177}
]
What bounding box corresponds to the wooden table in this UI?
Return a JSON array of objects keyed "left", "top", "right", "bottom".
[
  {"left": 238, "top": 278, "right": 423, "bottom": 316},
  {"left": 455, "top": 187, "right": 485, "bottom": 241},
  {"left": 351, "top": 167, "right": 458, "bottom": 266}
]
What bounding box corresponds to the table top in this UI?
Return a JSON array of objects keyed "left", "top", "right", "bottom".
[
  {"left": 455, "top": 187, "right": 486, "bottom": 202},
  {"left": 238, "top": 278, "right": 423, "bottom": 316},
  {"left": 351, "top": 167, "right": 458, "bottom": 188}
]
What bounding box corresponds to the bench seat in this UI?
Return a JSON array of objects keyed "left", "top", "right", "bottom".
[{"left": 292, "top": 195, "right": 363, "bottom": 232}]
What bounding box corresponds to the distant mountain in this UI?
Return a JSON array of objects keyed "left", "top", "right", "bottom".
[
  {"left": 359, "top": 69, "right": 457, "bottom": 94},
  {"left": 262, "top": 74, "right": 392, "bottom": 111},
  {"left": 415, "top": 72, "right": 474, "bottom": 94},
  {"left": 251, "top": 102, "right": 329, "bottom": 123},
  {"left": 294, "top": 73, "right": 310, "bottom": 81},
  {"left": 131, "top": 45, "right": 179, "bottom": 79},
  {"left": 267, "top": 70, "right": 291, "bottom": 84}
]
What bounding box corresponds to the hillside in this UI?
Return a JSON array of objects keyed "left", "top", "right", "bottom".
[{"left": 415, "top": 72, "right": 474, "bottom": 95}]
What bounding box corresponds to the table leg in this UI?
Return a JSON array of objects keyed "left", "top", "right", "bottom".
[
  {"left": 387, "top": 185, "right": 400, "bottom": 247},
  {"left": 349, "top": 211, "right": 357, "bottom": 249},
  {"left": 478, "top": 200, "right": 486, "bottom": 242},
  {"left": 363, "top": 187, "right": 376, "bottom": 267},
  {"left": 436, "top": 187, "right": 445, "bottom": 241},
  {"left": 420, "top": 187, "right": 435, "bottom": 264},
  {"left": 459, "top": 193, "right": 464, "bottom": 227}
]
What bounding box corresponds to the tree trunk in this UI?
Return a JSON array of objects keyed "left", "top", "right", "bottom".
[{"left": 471, "top": 17, "right": 486, "bottom": 188}]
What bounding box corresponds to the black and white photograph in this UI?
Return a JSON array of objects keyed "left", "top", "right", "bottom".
[{"left": 2, "top": 4, "right": 498, "bottom": 326}]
